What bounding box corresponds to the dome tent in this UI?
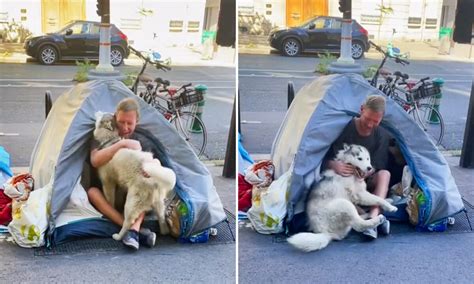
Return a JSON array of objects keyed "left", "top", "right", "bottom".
[
  {"left": 271, "top": 74, "right": 464, "bottom": 232},
  {"left": 29, "top": 79, "right": 226, "bottom": 246}
]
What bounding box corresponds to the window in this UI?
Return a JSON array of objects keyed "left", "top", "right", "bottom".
[
  {"left": 90, "top": 24, "right": 100, "bottom": 34},
  {"left": 187, "top": 21, "right": 200, "bottom": 32},
  {"left": 169, "top": 20, "right": 183, "bottom": 32},
  {"left": 331, "top": 20, "right": 342, "bottom": 29}
]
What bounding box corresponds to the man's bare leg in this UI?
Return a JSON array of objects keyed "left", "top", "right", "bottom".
[
  {"left": 369, "top": 170, "right": 391, "bottom": 218},
  {"left": 87, "top": 187, "right": 124, "bottom": 226}
]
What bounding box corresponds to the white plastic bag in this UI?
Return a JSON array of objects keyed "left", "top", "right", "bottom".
[
  {"left": 8, "top": 179, "right": 53, "bottom": 248},
  {"left": 247, "top": 168, "right": 291, "bottom": 234}
]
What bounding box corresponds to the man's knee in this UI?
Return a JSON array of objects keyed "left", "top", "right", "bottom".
[{"left": 375, "top": 170, "right": 390, "bottom": 182}]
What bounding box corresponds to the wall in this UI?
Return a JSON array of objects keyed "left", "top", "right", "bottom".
[{"left": 0, "top": 0, "right": 42, "bottom": 37}]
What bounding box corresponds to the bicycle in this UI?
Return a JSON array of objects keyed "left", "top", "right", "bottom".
[
  {"left": 378, "top": 70, "right": 445, "bottom": 146},
  {"left": 143, "top": 79, "right": 208, "bottom": 157},
  {"left": 368, "top": 40, "right": 409, "bottom": 88},
  {"left": 128, "top": 46, "right": 207, "bottom": 157}
]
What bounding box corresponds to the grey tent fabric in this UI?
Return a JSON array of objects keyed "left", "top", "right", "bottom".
[
  {"left": 30, "top": 79, "right": 226, "bottom": 237},
  {"left": 271, "top": 74, "right": 464, "bottom": 230}
]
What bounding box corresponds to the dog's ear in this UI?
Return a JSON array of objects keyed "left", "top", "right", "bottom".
[
  {"left": 343, "top": 143, "right": 350, "bottom": 151},
  {"left": 95, "top": 111, "right": 104, "bottom": 122}
]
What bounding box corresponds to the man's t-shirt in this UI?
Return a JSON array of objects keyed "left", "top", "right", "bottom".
[{"left": 323, "top": 118, "right": 390, "bottom": 171}]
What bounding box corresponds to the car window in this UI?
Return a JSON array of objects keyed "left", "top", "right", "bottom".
[
  {"left": 63, "top": 23, "right": 87, "bottom": 35},
  {"left": 331, "top": 20, "right": 342, "bottom": 29},
  {"left": 313, "top": 18, "right": 331, "bottom": 29},
  {"left": 90, "top": 24, "right": 100, "bottom": 35}
]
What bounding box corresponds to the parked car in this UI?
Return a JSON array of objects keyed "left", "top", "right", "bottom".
[
  {"left": 24, "top": 20, "right": 130, "bottom": 66},
  {"left": 269, "top": 16, "right": 370, "bottom": 59}
]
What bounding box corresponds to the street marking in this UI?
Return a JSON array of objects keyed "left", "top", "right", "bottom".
[
  {"left": 240, "top": 69, "right": 473, "bottom": 77},
  {"left": 240, "top": 68, "right": 314, "bottom": 73},
  {"left": 0, "top": 79, "right": 235, "bottom": 83},
  {"left": 0, "top": 132, "right": 20, "bottom": 136},
  {"left": 241, "top": 120, "right": 262, "bottom": 124},
  {"left": 0, "top": 84, "right": 234, "bottom": 89},
  {"left": 239, "top": 75, "right": 472, "bottom": 83}
]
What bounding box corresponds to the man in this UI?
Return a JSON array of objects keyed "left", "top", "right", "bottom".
[
  {"left": 87, "top": 98, "right": 156, "bottom": 250},
  {"left": 323, "top": 95, "right": 391, "bottom": 240}
]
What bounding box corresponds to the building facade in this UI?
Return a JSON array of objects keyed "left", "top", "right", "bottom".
[
  {"left": 0, "top": 0, "right": 220, "bottom": 49},
  {"left": 238, "top": 0, "right": 458, "bottom": 41}
]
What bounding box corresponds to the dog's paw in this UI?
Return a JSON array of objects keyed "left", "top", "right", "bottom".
[
  {"left": 377, "top": 214, "right": 387, "bottom": 225},
  {"left": 112, "top": 233, "right": 121, "bottom": 241},
  {"left": 385, "top": 197, "right": 394, "bottom": 204},
  {"left": 385, "top": 204, "right": 398, "bottom": 213}
]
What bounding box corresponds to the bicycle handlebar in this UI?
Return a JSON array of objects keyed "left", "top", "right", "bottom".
[
  {"left": 369, "top": 41, "right": 410, "bottom": 65},
  {"left": 129, "top": 46, "right": 171, "bottom": 71}
]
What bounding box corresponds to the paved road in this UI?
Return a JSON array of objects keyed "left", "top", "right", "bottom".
[
  {"left": 0, "top": 63, "right": 235, "bottom": 166},
  {"left": 239, "top": 53, "right": 473, "bottom": 154}
]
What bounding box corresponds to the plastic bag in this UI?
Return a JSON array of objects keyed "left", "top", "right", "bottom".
[
  {"left": 247, "top": 168, "right": 291, "bottom": 234},
  {"left": 8, "top": 178, "right": 53, "bottom": 248}
]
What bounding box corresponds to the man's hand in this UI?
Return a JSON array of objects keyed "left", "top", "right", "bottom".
[
  {"left": 120, "top": 139, "right": 142, "bottom": 151},
  {"left": 328, "top": 160, "right": 354, "bottom": 177}
]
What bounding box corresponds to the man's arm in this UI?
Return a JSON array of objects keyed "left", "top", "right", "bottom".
[
  {"left": 91, "top": 139, "right": 142, "bottom": 168},
  {"left": 326, "top": 160, "right": 354, "bottom": 177}
]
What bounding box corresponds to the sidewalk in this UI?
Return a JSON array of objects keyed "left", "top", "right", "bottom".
[
  {"left": 239, "top": 39, "right": 474, "bottom": 62},
  {"left": 239, "top": 153, "right": 474, "bottom": 283},
  {"left": 0, "top": 163, "right": 235, "bottom": 283},
  {"left": 0, "top": 43, "right": 236, "bottom": 67}
]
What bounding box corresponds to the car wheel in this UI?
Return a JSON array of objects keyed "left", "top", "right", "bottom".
[
  {"left": 351, "top": 42, "right": 364, "bottom": 59},
  {"left": 110, "top": 47, "right": 124, "bottom": 66},
  {"left": 282, "top": 38, "right": 301, "bottom": 57},
  {"left": 38, "top": 45, "right": 58, "bottom": 65}
]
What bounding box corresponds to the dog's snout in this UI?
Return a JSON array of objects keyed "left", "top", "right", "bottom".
[{"left": 367, "top": 166, "right": 372, "bottom": 172}]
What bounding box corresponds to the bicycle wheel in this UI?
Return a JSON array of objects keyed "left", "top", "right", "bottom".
[
  {"left": 170, "top": 111, "right": 207, "bottom": 157},
  {"left": 408, "top": 104, "right": 444, "bottom": 146}
]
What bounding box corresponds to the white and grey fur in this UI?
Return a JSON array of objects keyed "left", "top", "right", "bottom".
[
  {"left": 287, "top": 144, "right": 398, "bottom": 252},
  {"left": 93, "top": 111, "right": 176, "bottom": 240}
]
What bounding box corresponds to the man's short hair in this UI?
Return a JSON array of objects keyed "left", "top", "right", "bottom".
[
  {"left": 116, "top": 98, "right": 140, "bottom": 121},
  {"left": 363, "top": 95, "right": 386, "bottom": 113}
]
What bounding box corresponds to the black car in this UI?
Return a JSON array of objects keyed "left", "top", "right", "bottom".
[
  {"left": 24, "top": 20, "right": 130, "bottom": 66},
  {"left": 269, "top": 16, "right": 370, "bottom": 59}
]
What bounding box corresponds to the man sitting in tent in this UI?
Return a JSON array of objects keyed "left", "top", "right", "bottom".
[
  {"left": 322, "top": 95, "right": 391, "bottom": 240},
  {"left": 87, "top": 98, "right": 156, "bottom": 250}
]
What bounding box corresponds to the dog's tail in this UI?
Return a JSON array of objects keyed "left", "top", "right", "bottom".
[
  {"left": 143, "top": 161, "right": 176, "bottom": 190},
  {"left": 287, "top": 232, "right": 333, "bottom": 252}
]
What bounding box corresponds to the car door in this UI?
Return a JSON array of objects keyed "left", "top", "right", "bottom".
[
  {"left": 306, "top": 17, "right": 331, "bottom": 50},
  {"left": 85, "top": 23, "right": 100, "bottom": 57},
  {"left": 326, "top": 18, "right": 343, "bottom": 50},
  {"left": 62, "top": 22, "right": 88, "bottom": 56}
]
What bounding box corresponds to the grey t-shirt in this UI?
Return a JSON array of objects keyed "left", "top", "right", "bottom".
[{"left": 323, "top": 118, "right": 390, "bottom": 171}]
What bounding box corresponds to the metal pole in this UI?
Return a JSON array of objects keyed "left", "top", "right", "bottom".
[
  {"left": 95, "top": 0, "right": 113, "bottom": 72},
  {"left": 238, "top": 90, "right": 241, "bottom": 133},
  {"left": 460, "top": 81, "right": 474, "bottom": 168},
  {"left": 223, "top": 96, "right": 236, "bottom": 177},
  {"left": 288, "top": 81, "right": 295, "bottom": 108}
]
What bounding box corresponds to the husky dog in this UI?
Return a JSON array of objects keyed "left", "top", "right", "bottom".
[
  {"left": 287, "top": 144, "right": 398, "bottom": 252},
  {"left": 93, "top": 112, "right": 176, "bottom": 240}
]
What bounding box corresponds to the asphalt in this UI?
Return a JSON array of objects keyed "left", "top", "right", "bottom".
[
  {"left": 239, "top": 154, "right": 474, "bottom": 283},
  {"left": 239, "top": 40, "right": 474, "bottom": 62},
  {"left": 0, "top": 163, "right": 236, "bottom": 283}
]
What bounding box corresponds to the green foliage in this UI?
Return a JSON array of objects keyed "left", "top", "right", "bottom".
[
  {"left": 376, "top": 4, "right": 394, "bottom": 15},
  {"left": 73, "top": 59, "right": 96, "bottom": 82},
  {"left": 122, "top": 71, "right": 138, "bottom": 87},
  {"left": 315, "top": 51, "right": 337, "bottom": 75},
  {"left": 363, "top": 64, "right": 379, "bottom": 78}
]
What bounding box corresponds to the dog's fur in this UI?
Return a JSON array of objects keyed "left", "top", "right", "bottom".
[
  {"left": 93, "top": 112, "right": 176, "bottom": 241},
  {"left": 287, "top": 144, "right": 398, "bottom": 252}
]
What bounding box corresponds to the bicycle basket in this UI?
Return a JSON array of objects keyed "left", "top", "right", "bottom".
[
  {"left": 411, "top": 83, "right": 441, "bottom": 101},
  {"left": 169, "top": 91, "right": 204, "bottom": 109}
]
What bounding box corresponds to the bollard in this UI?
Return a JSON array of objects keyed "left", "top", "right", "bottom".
[
  {"left": 288, "top": 81, "right": 295, "bottom": 109},
  {"left": 460, "top": 81, "right": 474, "bottom": 168},
  {"left": 45, "top": 91, "right": 52, "bottom": 119},
  {"left": 223, "top": 97, "right": 236, "bottom": 178},
  {"left": 191, "top": 84, "right": 208, "bottom": 132},
  {"left": 429, "top": 78, "right": 444, "bottom": 124}
]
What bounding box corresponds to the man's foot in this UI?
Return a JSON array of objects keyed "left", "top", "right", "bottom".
[
  {"left": 378, "top": 218, "right": 390, "bottom": 236},
  {"left": 122, "top": 230, "right": 139, "bottom": 250},
  {"left": 139, "top": 228, "right": 156, "bottom": 248},
  {"left": 361, "top": 227, "right": 378, "bottom": 241}
]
